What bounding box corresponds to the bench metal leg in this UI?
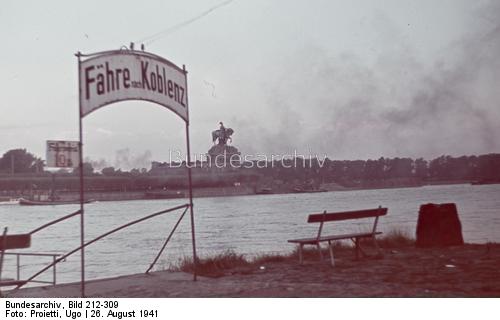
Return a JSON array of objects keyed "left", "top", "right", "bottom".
[
  {"left": 351, "top": 237, "right": 371, "bottom": 259},
  {"left": 372, "top": 235, "right": 382, "bottom": 256},
  {"left": 354, "top": 238, "right": 360, "bottom": 260},
  {"left": 328, "top": 241, "right": 335, "bottom": 267},
  {"left": 316, "top": 243, "right": 323, "bottom": 261},
  {"left": 299, "top": 244, "right": 304, "bottom": 265}
]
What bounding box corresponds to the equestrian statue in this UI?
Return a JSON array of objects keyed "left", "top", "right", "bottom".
[{"left": 212, "top": 122, "right": 234, "bottom": 145}]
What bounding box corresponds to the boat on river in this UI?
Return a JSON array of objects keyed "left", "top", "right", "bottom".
[
  {"left": 292, "top": 187, "right": 328, "bottom": 193},
  {"left": 0, "top": 197, "right": 20, "bottom": 205},
  {"left": 255, "top": 188, "right": 273, "bottom": 195},
  {"left": 144, "top": 190, "right": 185, "bottom": 199},
  {"left": 18, "top": 198, "right": 94, "bottom": 206},
  {"left": 471, "top": 180, "right": 500, "bottom": 185}
]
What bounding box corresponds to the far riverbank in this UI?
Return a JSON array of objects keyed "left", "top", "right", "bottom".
[{"left": 44, "top": 180, "right": 490, "bottom": 202}]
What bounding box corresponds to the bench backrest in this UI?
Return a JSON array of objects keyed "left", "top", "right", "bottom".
[
  {"left": 308, "top": 207, "right": 388, "bottom": 240},
  {"left": 307, "top": 207, "right": 388, "bottom": 223}
]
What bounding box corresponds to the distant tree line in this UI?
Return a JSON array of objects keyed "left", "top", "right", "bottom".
[
  {"left": 0, "top": 148, "right": 499, "bottom": 192},
  {"left": 0, "top": 149, "right": 44, "bottom": 174},
  {"left": 257, "top": 154, "right": 500, "bottom": 184}
]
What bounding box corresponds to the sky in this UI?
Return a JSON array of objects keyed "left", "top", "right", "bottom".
[{"left": 1, "top": 0, "right": 499, "bottom": 170}]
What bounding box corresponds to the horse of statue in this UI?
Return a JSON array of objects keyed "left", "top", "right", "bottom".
[{"left": 212, "top": 127, "right": 234, "bottom": 145}]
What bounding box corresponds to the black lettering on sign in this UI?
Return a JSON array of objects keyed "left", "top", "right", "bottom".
[
  {"left": 116, "top": 69, "right": 122, "bottom": 90},
  {"left": 174, "top": 83, "right": 180, "bottom": 104},
  {"left": 105, "top": 62, "right": 115, "bottom": 91},
  {"left": 180, "top": 86, "right": 185, "bottom": 107},
  {"left": 123, "top": 69, "right": 130, "bottom": 88},
  {"left": 96, "top": 73, "right": 105, "bottom": 95},
  {"left": 83, "top": 58, "right": 186, "bottom": 109},
  {"left": 85, "top": 66, "right": 95, "bottom": 100},
  {"left": 157, "top": 65, "right": 164, "bottom": 94},
  {"left": 141, "top": 61, "right": 150, "bottom": 90},
  {"left": 161, "top": 68, "right": 167, "bottom": 95},
  {"left": 167, "top": 80, "right": 174, "bottom": 98},
  {"left": 150, "top": 71, "right": 157, "bottom": 91}
]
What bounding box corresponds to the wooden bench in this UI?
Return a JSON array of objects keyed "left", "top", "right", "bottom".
[{"left": 288, "top": 206, "right": 388, "bottom": 266}]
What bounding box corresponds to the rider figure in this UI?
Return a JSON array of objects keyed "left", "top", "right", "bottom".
[{"left": 219, "top": 121, "right": 226, "bottom": 145}]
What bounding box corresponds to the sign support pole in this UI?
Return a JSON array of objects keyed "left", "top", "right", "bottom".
[
  {"left": 185, "top": 121, "right": 197, "bottom": 281},
  {"left": 183, "top": 65, "right": 198, "bottom": 281},
  {"left": 76, "top": 52, "right": 86, "bottom": 297}
]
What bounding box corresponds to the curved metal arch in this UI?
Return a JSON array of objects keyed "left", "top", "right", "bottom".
[
  {"left": 77, "top": 49, "right": 185, "bottom": 74},
  {"left": 79, "top": 96, "right": 189, "bottom": 123},
  {"left": 77, "top": 50, "right": 189, "bottom": 122}
]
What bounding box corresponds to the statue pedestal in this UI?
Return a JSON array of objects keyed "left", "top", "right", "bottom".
[{"left": 207, "top": 144, "right": 241, "bottom": 168}]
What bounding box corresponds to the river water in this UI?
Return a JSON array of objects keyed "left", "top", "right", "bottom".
[{"left": 1, "top": 183, "right": 499, "bottom": 285}]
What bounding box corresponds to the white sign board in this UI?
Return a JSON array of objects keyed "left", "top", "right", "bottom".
[
  {"left": 46, "top": 140, "right": 80, "bottom": 168},
  {"left": 79, "top": 51, "right": 188, "bottom": 121}
]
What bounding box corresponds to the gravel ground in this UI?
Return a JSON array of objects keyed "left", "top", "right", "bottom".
[{"left": 7, "top": 243, "right": 500, "bottom": 298}]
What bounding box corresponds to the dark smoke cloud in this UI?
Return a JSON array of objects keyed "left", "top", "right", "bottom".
[
  {"left": 84, "top": 157, "right": 109, "bottom": 172},
  {"left": 114, "top": 148, "right": 152, "bottom": 170},
  {"left": 233, "top": 1, "right": 500, "bottom": 160},
  {"left": 84, "top": 149, "right": 152, "bottom": 171}
]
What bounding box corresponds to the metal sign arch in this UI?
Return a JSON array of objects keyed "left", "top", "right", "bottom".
[
  {"left": 78, "top": 50, "right": 189, "bottom": 122},
  {"left": 75, "top": 49, "right": 197, "bottom": 297},
  {"left": 79, "top": 97, "right": 189, "bottom": 122}
]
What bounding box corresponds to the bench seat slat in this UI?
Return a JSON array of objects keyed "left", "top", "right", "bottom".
[
  {"left": 308, "top": 207, "right": 387, "bottom": 223},
  {"left": 288, "top": 231, "right": 382, "bottom": 244}
]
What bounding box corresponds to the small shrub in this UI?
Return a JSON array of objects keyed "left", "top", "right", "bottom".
[
  {"left": 252, "top": 253, "right": 289, "bottom": 264},
  {"left": 376, "top": 228, "right": 415, "bottom": 248},
  {"left": 174, "top": 250, "right": 250, "bottom": 277}
]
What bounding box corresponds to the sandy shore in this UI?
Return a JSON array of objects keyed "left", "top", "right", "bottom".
[{"left": 6, "top": 243, "right": 500, "bottom": 298}]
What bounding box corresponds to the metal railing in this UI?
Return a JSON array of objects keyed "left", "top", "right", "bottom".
[
  {"left": 8, "top": 203, "right": 190, "bottom": 294},
  {"left": 2, "top": 252, "right": 61, "bottom": 286}
]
